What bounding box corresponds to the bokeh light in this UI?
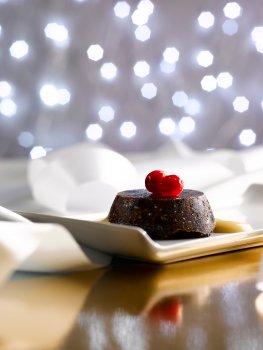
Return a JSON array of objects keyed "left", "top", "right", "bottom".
[
  {"left": 100, "top": 63, "right": 117, "bottom": 80},
  {"left": 233, "top": 96, "right": 249, "bottom": 112},
  {"left": 0, "top": 81, "right": 12, "bottom": 98},
  {"left": 179, "top": 116, "right": 196, "bottom": 133},
  {"left": 57, "top": 89, "right": 71, "bottom": 105},
  {"left": 85, "top": 124, "right": 103, "bottom": 140},
  {"left": 251, "top": 27, "right": 263, "bottom": 53},
  {"left": 196, "top": 50, "right": 214, "bottom": 67},
  {"left": 251, "top": 27, "right": 263, "bottom": 43},
  {"left": 141, "top": 83, "right": 157, "bottom": 99},
  {"left": 217, "top": 72, "right": 233, "bottom": 89},
  {"left": 114, "top": 1, "right": 130, "bottom": 18},
  {"left": 200, "top": 75, "right": 217, "bottom": 92},
  {"left": 222, "top": 19, "right": 239, "bottom": 35},
  {"left": 120, "top": 121, "right": 136, "bottom": 138},
  {"left": 160, "top": 61, "right": 176, "bottom": 74},
  {"left": 137, "top": 0, "right": 154, "bottom": 16},
  {"left": 223, "top": 2, "right": 242, "bottom": 19},
  {"left": 44, "top": 22, "right": 69, "bottom": 44},
  {"left": 239, "top": 129, "right": 256, "bottom": 146},
  {"left": 87, "top": 44, "right": 104, "bottom": 61},
  {"left": 131, "top": 9, "right": 149, "bottom": 26},
  {"left": 30, "top": 146, "right": 47, "bottom": 159},
  {"left": 198, "top": 11, "right": 215, "bottom": 29},
  {"left": 255, "top": 41, "right": 263, "bottom": 54},
  {"left": 1, "top": 1, "right": 263, "bottom": 156},
  {"left": 18, "top": 131, "right": 34, "bottom": 148},
  {"left": 0, "top": 98, "right": 17, "bottom": 117},
  {"left": 9, "top": 40, "right": 29, "bottom": 59},
  {"left": 133, "top": 61, "right": 150, "bottom": 78},
  {"left": 39, "top": 84, "right": 71, "bottom": 107},
  {"left": 184, "top": 98, "right": 201, "bottom": 115},
  {"left": 134, "top": 25, "right": 151, "bottom": 41},
  {"left": 163, "top": 47, "right": 180, "bottom": 64},
  {"left": 172, "top": 91, "right": 188, "bottom": 107},
  {"left": 98, "top": 105, "right": 115, "bottom": 122},
  {"left": 159, "top": 117, "right": 176, "bottom": 135}
]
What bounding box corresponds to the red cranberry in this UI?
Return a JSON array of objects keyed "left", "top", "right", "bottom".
[
  {"left": 145, "top": 170, "right": 184, "bottom": 197},
  {"left": 161, "top": 174, "right": 184, "bottom": 196},
  {"left": 145, "top": 170, "right": 167, "bottom": 194}
]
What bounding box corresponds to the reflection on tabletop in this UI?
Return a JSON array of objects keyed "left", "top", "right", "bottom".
[
  {"left": 1, "top": 248, "right": 263, "bottom": 349},
  {"left": 63, "top": 249, "right": 263, "bottom": 350},
  {"left": 0, "top": 270, "right": 105, "bottom": 350}
]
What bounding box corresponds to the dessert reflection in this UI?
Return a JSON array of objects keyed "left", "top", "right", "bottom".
[{"left": 63, "top": 249, "right": 260, "bottom": 350}]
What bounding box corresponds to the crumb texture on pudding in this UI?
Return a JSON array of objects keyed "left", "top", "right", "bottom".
[{"left": 108, "top": 189, "right": 215, "bottom": 240}]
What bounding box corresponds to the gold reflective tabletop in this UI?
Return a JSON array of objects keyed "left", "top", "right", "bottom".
[{"left": 1, "top": 247, "right": 263, "bottom": 350}]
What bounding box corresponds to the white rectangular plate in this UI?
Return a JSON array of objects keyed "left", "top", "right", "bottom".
[{"left": 21, "top": 212, "right": 263, "bottom": 264}]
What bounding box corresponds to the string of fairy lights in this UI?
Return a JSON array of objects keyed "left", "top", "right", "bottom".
[{"left": 0, "top": 0, "right": 262, "bottom": 158}]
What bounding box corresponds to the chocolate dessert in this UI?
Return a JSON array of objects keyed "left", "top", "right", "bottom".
[{"left": 108, "top": 189, "right": 215, "bottom": 240}]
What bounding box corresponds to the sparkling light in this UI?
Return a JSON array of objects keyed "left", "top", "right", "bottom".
[
  {"left": 198, "top": 11, "right": 215, "bottom": 29},
  {"left": 160, "top": 61, "right": 175, "bottom": 74},
  {"left": 261, "top": 101, "right": 263, "bottom": 110},
  {"left": 131, "top": 9, "right": 149, "bottom": 26},
  {"left": 179, "top": 116, "right": 196, "bottom": 133},
  {"left": 184, "top": 98, "right": 201, "bottom": 115},
  {"left": 9, "top": 40, "right": 29, "bottom": 59},
  {"left": 0, "top": 25, "right": 2, "bottom": 36},
  {"left": 137, "top": 0, "right": 154, "bottom": 16},
  {"left": 100, "top": 63, "right": 117, "bottom": 80},
  {"left": 0, "top": 81, "right": 12, "bottom": 98},
  {"left": 159, "top": 117, "right": 176, "bottom": 135},
  {"left": 134, "top": 25, "right": 151, "bottom": 41},
  {"left": 239, "top": 129, "right": 256, "bottom": 146},
  {"left": 120, "top": 121, "right": 136, "bottom": 138},
  {"left": 233, "top": 96, "right": 249, "bottom": 112},
  {"left": 222, "top": 19, "right": 238, "bottom": 35},
  {"left": 201, "top": 75, "right": 217, "bottom": 92},
  {"left": 172, "top": 91, "right": 188, "bottom": 108},
  {"left": 85, "top": 124, "right": 103, "bottom": 140},
  {"left": 217, "top": 72, "right": 233, "bottom": 88},
  {"left": 30, "top": 146, "right": 47, "bottom": 160},
  {"left": 114, "top": 1, "right": 130, "bottom": 18},
  {"left": 0, "top": 98, "right": 17, "bottom": 117},
  {"left": 141, "top": 83, "right": 157, "bottom": 99},
  {"left": 196, "top": 50, "right": 214, "bottom": 67},
  {"left": 39, "top": 84, "right": 71, "bottom": 107},
  {"left": 87, "top": 44, "right": 104, "bottom": 61},
  {"left": 223, "top": 2, "right": 242, "bottom": 19},
  {"left": 133, "top": 61, "right": 150, "bottom": 78},
  {"left": 44, "top": 23, "right": 69, "bottom": 43},
  {"left": 18, "top": 131, "right": 34, "bottom": 148},
  {"left": 163, "top": 47, "right": 180, "bottom": 64},
  {"left": 98, "top": 105, "right": 115, "bottom": 122}
]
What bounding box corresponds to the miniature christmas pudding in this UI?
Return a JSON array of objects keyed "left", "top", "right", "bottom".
[{"left": 108, "top": 170, "right": 215, "bottom": 240}]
